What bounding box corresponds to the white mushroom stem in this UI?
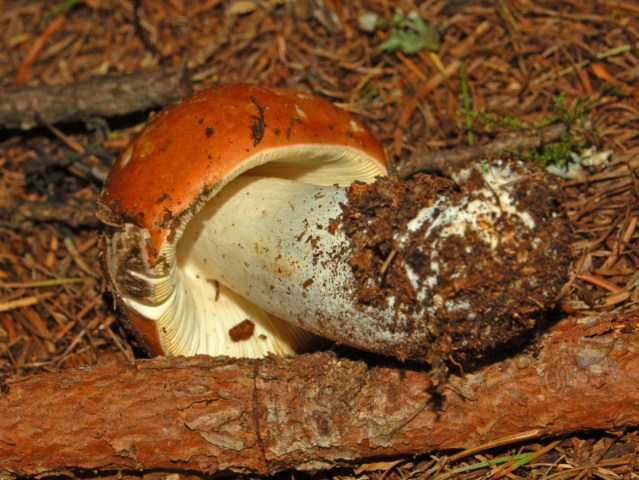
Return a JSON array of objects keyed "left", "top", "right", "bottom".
[
  {"left": 167, "top": 160, "right": 569, "bottom": 362},
  {"left": 178, "top": 176, "right": 393, "bottom": 348}
]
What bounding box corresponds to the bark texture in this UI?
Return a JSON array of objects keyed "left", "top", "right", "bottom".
[
  {"left": 1, "top": 315, "right": 638, "bottom": 478},
  {"left": 0, "top": 67, "right": 191, "bottom": 130}
]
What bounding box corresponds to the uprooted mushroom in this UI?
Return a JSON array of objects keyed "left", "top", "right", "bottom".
[{"left": 97, "top": 84, "right": 572, "bottom": 371}]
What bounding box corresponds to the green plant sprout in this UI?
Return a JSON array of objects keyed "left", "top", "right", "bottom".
[
  {"left": 358, "top": 9, "right": 441, "bottom": 55},
  {"left": 528, "top": 94, "right": 590, "bottom": 168},
  {"left": 45, "top": 0, "right": 82, "bottom": 23},
  {"left": 532, "top": 93, "right": 588, "bottom": 128},
  {"left": 435, "top": 452, "right": 532, "bottom": 479},
  {"left": 459, "top": 62, "right": 474, "bottom": 146},
  {"left": 460, "top": 93, "right": 594, "bottom": 169}
]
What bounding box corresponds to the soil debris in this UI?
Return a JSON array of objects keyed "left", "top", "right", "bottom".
[
  {"left": 229, "top": 319, "right": 255, "bottom": 342},
  {"left": 341, "top": 159, "right": 573, "bottom": 370}
]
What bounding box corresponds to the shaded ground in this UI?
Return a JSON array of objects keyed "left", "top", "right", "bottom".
[{"left": 0, "top": 0, "right": 638, "bottom": 478}]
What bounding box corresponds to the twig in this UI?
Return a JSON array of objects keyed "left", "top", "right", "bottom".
[
  {"left": 0, "top": 292, "right": 54, "bottom": 313},
  {"left": 0, "top": 278, "right": 83, "bottom": 288},
  {"left": 394, "top": 60, "right": 462, "bottom": 156},
  {"left": 0, "top": 67, "right": 191, "bottom": 130},
  {"left": 15, "top": 15, "right": 65, "bottom": 84},
  {"left": 397, "top": 122, "right": 568, "bottom": 178},
  {"left": 0, "top": 198, "right": 98, "bottom": 229}
]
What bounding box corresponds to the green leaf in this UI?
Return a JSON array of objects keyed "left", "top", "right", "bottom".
[{"left": 378, "top": 10, "right": 440, "bottom": 55}]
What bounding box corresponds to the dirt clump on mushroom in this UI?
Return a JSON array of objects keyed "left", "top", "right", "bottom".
[
  {"left": 229, "top": 319, "right": 256, "bottom": 342},
  {"left": 340, "top": 159, "right": 573, "bottom": 372}
]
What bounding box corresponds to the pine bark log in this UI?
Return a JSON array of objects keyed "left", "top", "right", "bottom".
[{"left": 1, "top": 314, "right": 638, "bottom": 478}]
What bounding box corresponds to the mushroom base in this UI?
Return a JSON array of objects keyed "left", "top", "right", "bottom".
[{"left": 340, "top": 159, "right": 573, "bottom": 369}]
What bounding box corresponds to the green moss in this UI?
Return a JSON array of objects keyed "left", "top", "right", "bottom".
[
  {"left": 526, "top": 134, "right": 587, "bottom": 168},
  {"left": 527, "top": 95, "right": 590, "bottom": 168},
  {"left": 462, "top": 94, "right": 593, "bottom": 169}
]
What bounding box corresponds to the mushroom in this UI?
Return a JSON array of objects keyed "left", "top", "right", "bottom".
[
  {"left": 97, "top": 84, "right": 387, "bottom": 358},
  {"left": 98, "top": 84, "right": 572, "bottom": 366}
]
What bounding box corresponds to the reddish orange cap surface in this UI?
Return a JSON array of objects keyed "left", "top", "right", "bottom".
[{"left": 98, "top": 84, "right": 386, "bottom": 261}]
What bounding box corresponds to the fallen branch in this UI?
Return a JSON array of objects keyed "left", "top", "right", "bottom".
[
  {"left": 0, "top": 67, "right": 191, "bottom": 130},
  {"left": 397, "top": 122, "right": 568, "bottom": 178},
  {"left": 13, "top": 198, "right": 98, "bottom": 228},
  {"left": 1, "top": 314, "right": 638, "bottom": 477}
]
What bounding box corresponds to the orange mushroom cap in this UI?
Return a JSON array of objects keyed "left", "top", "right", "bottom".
[{"left": 98, "top": 84, "right": 386, "bottom": 265}]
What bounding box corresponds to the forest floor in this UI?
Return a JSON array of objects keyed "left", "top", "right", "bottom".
[{"left": 1, "top": 0, "right": 638, "bottom": 478}]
